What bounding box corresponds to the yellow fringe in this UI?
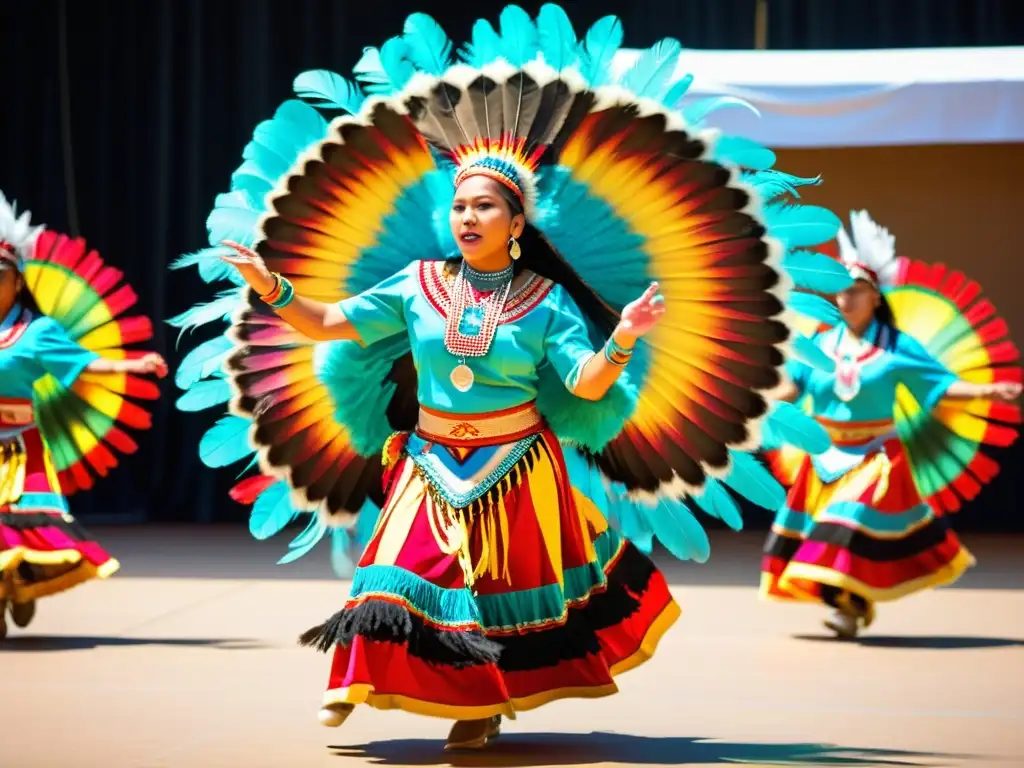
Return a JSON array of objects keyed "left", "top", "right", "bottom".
[
  {"left": 417, "top": 444, "right": 540, "bottom": 593},
  {"left": 0, "top": 435, "right": 28, "bottom": 507}
]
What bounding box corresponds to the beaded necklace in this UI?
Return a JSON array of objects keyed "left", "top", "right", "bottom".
[{"left": 444, "top": 261, "right": 514, "bottom": 393}]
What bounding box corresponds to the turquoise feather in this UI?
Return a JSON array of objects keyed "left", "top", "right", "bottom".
[
  {"left": 724, "top": 450, "right": 786, "bottom": 511},
  {"left": 691, "top": 478, "right": 743, "bottom": 531},
  {"left": 353, "top": 38, "right": 415, "bottom": 96},
  {"left": 205, "top": 194, "right": 260, "bottom": 247},
  {"left": 330, "top": 529, "right": 357, "bottom": 578},
  {"left": 537, "top": 3, "right": 578, "bottom": 71},
  {"left": 646, "top": 499, "right": 711, "bottom": 563},
  {"left": 402, "top": 13, "right": 453, "bottom": 75},
  {"left": 620, "top": 38, "right": 683, "bottom": 101},
  {"left": 609, "top": 496, "right": 655, "bottom": 553},
  {"left": 711, "top": 135, "right": 776, "bottom": 171},
  {"left": 460, "top": 19, "right": 503, "bottom": 67},
  {"left": 170, "top": 246, "right": 243, "bottom": 287},
  {"left": 578, "top": 15, "right": 622, "bottom": 85},
  {"left": 762, "top": 401, "right": 831, "bottom": 454},
  {"left": 788, "top": 291, "right": 843, "bottom": 326},
  {"left": 744, "top": 170, "right": 822, "bottom": 202},
  {"left": 763, "top": 203, "right": 841, "bottom": 249},
  {"left": 293, "top": 70, "right": 366, "bottom": 113},
  {"left": 174, "top": 335, "right": 234, "bottom": 389},
  {"left": 278, "top": 515, "right": 327, "bottom": 565},
  {"left": 175, "top": 378, "right": 232, "bottom": 412},
  {"left": 662, "top": 73, "right": 694, "bottom": 107},
  {"left": 499, "top": 5, "right": 540, "bottom": 67},
  {"left": 250, "top": 481, "right": 297, "bottom": 540},
  {"left": 328, "top": 498, "right": 383, "bottom": 577},
  {"left": 683, "top": 95, "right": 760, "bottom": 125},
  {"left": 166, "top": 291, "right": 241, "bottom": 334},
  {"left": 783, "top": 250, "right": 854, "bottom": 294},
  {"left": 199, "top": 415, "right": 253, "bottom": 468},
  {"left": 792, "top": 334, "right": 837, "bottom": 372},
  {"left": 318, "top": 335, "right": 410, "bottom": 456}
]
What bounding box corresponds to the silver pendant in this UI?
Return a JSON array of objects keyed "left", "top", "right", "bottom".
[{"left": 450, "top": 363, "right": 475, "bottom": 393}]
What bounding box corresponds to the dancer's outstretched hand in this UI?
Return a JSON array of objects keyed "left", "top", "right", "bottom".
[
  {"left": 138, "top": 352, "right": 169, "bottom": 379},
  {"left": 991, "top": 381, "right": 1023, "bottom": 402},
  {"left": 618, "top": 281, "right": 666, "bottom": 338},
  {"left": 220, "top": 240, "right": 277, "bottom": 295}
]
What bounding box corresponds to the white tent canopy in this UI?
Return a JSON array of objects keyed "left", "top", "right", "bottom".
[{"left": 613, "top": 47, "right": 1024, "bottom": 148}]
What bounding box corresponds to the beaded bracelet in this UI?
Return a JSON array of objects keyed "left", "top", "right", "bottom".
[{"left": 603, "top": 336, "right": 634, "bottom": 366}]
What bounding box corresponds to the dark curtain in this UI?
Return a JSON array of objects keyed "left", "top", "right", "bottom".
[
  {"left": 1, "top": 0, "right": 1020, "bottom": 531},
  {"left": 767, "top": 0, "right": 1024, "bottom": 48}
]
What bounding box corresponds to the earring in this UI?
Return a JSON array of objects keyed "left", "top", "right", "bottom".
[{"left": 508, "top": 236, "right": 521, "bottom": 261}]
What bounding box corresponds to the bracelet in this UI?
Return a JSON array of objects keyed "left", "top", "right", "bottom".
[
  {"left": 259, "top": 273, "right": 283, "bottom": 303},
  {"left": 603, "top": 337, "right": 634, "bottom": 366},
  {"left": 259, "top": 272, "right": 295, "bottom": 309},
  {"left": 267, "top": 275, "right": 295, "bottom": 309}
]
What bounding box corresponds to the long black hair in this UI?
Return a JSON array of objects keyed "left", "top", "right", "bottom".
[
  {"left": 1, "top": 264, "right": 41, "bottom": 320},
  {"left": 871, "top": 286, "right": 899, "bottom": 351},
  {"left": 490, "top": 182, "right": 620, "bottom": 339}
]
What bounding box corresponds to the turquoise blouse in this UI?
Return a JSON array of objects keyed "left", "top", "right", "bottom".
[
  {"left": 338, "top": 261, "right": 597, "bottom": 414},
  {"left": 0, "top": 303, "right": 99, "bottom": 438},
  {"left": 787, "top": 319, "right": 958, "bottom": 423}
]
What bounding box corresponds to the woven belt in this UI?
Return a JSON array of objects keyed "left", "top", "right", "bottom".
[
  {"left": 816, "top": 416, "right": 896, "bottom": 447},
  {"left": 0, "top": 398, "right": 33, "bottom": 427},
  {"left": 416, "top": 402, "right": 544, "bottom": 446}
]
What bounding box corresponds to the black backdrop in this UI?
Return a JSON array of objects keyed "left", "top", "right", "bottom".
[{"left": 2, "top": 0, "right": 1022, "bottom": 528}]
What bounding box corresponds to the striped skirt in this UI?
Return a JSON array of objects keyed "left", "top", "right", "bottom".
[
  {"left": 761, "top": 422, "right": 974, "bottom": 606},
  {"left": 304, "top": 415, "right": 679, "bottom": 721},
  {"left": 0, "top": 427, "right": 119, "bottom": 603}
]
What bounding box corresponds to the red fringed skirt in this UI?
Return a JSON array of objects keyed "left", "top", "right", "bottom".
[
  {"left": 304, "top": 424, "right": 680, "bottom": 720},
  {"left": 0, "top": 427, "right": 119, "bottom": 604}
]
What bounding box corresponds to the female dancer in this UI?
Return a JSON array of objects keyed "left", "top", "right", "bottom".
[
  {"left": 761, "top": 209, "right": 1021, "bottom": 638},
  {"left": 0, "top": 193, "right": 167, "bottom": 638},
  {"left": 173, "top": 5, "right": 847, "bottom": 750}
]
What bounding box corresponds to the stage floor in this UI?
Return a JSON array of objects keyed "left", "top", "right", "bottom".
[{"left": 2, "top": 526, "right": 1022, "bottom": 768}]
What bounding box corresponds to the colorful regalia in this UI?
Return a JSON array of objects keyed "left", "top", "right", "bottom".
[
  {"left": 172, "top": 4, "right": 849, "bottom": 735},
  {"left": 762, "top": 210, "right": 1021, "bottom": 634},
  {"left": 0, "top": 193, "right": 160, "bottom": 635}
]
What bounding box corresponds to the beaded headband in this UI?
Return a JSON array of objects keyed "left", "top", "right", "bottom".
[
  {"left": 451, "top": 135, "right": 545, "bottom": 211},
  {"left": 844, "top": 260, "right": 880, "bottom": 289}
]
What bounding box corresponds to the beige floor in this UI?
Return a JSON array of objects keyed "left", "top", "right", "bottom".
[{"left": 1, "top": 527, "right": 1022, "bottom": 768}]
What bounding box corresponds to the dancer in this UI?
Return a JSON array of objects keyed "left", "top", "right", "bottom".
[
  {"left": 761, "top": 210, "right": 1022, "bottom": 638},
  {"left": 0, "top": 193, "right": 167, "bottom": 638},
  {"left": 173, "top": 5, "right": 847, "bottom": 749}
]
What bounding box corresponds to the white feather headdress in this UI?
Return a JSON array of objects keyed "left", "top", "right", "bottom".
[
  {"left": 0, "top": 191, "right": 44, "bottom": 272},
  {"left": 835, "top": 209, "right": 900, "bottom": 288}
]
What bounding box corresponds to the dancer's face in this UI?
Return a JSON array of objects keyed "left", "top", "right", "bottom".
[
  {"left": 0, "top": 264, "right": 22, "bottom": 319},
  {"left": 450, "top": 176, "right": 525, "bottom": 269},
  {"left": 836, "top": 279, "right": 880, "bottom": 334}
]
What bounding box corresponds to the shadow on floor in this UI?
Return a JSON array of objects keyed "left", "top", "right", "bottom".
[
  {"left": 0, "top": 635, "right": 268, "bottom": 652},
  {"left": 792, "top": 633, "right": 1024, "bottom": 650},
  {"left": 330, "top": 731, "right": 957, "bottom": 766}
]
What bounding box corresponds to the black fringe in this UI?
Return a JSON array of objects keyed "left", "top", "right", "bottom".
[
  {"left": 497, "top": 541, "right": 658, "bottom": 671},
  {"left": 297, "top": 542, "right": 660, "bottom": 672},
  {"left": 298, "top": 599, "right": 504, "bottom": 668}
]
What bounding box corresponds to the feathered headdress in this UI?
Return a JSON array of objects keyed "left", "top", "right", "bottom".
[
  {"left": 452, "top": 134, "right": 545, "bottom": 212},
  {"left": 172, "top": 3, "right": 851, "bottom": 575},
  {"left": 0, "top": 191, "right": 43, "bottom": 272},
  {"left": 836, "top": 209, "right": 900, "bottom": 288}
]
